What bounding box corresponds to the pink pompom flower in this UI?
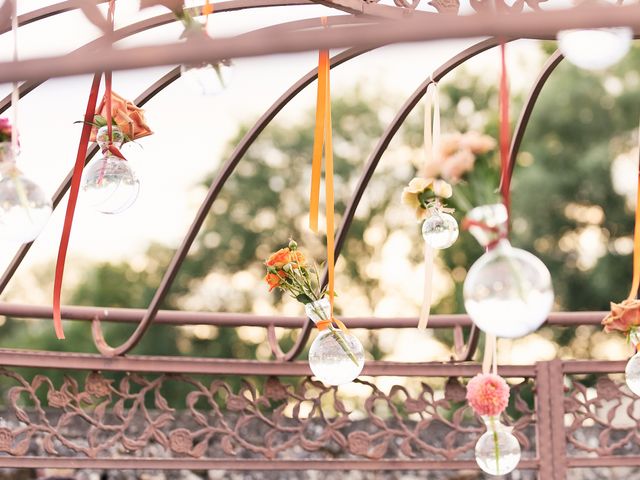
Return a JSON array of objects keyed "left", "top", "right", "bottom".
[{"left": 466, "top": 373, "right": 510, "bottom": 417}]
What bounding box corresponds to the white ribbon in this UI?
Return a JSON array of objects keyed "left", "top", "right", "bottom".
[
  {"left": 418, "top": 79, "right": 440, "bottom": 330},
  {"left": 482, "top": 334, "right": 498, "bottom": 375},
  {"left": 11, "top": 0, "right": 18, "bottom": 158}
]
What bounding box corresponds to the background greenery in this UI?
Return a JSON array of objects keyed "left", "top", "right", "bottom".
[{"left": 1, "top": 41, "right": 639, "bottom": 400}]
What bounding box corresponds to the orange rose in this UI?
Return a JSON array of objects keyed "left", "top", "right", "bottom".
[
  {"left": 265, "top": 272, "right": 285, "bottom": 292},
  {"left": 602, "top": 299, "right": 640, "bottom": 334},
  {"left": 90, "top": 91, "right": 153, "bottom": 142},
  {"left": 266, "top": 248, "right": 291, "bottom": 269}
]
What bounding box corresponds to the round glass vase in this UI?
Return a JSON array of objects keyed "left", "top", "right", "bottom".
[
  {"left": 305, "top": 298, "right": 365, "bottom": 386},
  {"left": 0, "top": 141, "right": 52, "bottom": 244},
  {"left": 475, "top": 415, "right": 521, "bottom": 476},
  {"left": 421, "top": 207, "right": 459, "bottom": 250},
  {"left": 463, "top": 204, "right": 554, "bottom": 338},
  {"left": 82, "top": 126, "right": 140, "bottom": 215}
]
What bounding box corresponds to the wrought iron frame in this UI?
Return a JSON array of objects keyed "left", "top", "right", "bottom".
[{"left": 0, "top": 0, "right": 637, "bottom": 477}]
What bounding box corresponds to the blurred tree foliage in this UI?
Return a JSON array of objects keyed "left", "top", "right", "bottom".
[{"left": 2, "top": 43, "right": 640, "bottom": 397}]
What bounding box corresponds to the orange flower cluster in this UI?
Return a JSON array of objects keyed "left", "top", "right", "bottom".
[
  {"left": 264, "top": 245, "right": 307, "bottom": 292},
  {"left": 602, "top": 299, "right": 640, "bottom": 335}
]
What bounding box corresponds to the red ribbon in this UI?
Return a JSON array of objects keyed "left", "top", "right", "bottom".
[
  {"left": 52, "top": 73, "right": 102, "bottom": 339},
  {"left": 53, "top": 1, "right": 118, "bottom": 339},
  {"left": 498, "top": 41, "right": 511, "bottom": 214}
]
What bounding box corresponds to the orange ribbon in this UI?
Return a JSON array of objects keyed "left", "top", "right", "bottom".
[
  {"left": 628, "top": 121, "right": 640, "bottom": 301},
  {"left": 203, "top": 0, "right": 213, "bottom": 26},
  {"left": 309, "top": 49, "right": 328, "bottom": 233},
  {"left": 308, "top": 20, "right": 344, "bottom": 330}
]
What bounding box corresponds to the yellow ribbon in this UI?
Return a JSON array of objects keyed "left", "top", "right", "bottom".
[{"left": 418, "top": 80, "right": 440, "bottom": 330}]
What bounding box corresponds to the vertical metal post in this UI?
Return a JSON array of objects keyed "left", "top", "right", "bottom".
[
  {"left": 535, "top": 360, "right": 568, "bottom": 480},
  {"left": 535, "top": 361, "right": 555, "bottom": 479}
]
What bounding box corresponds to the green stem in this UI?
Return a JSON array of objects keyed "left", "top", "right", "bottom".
[
  {"left": 490, "top": 416, "right": 501, "bottom": 474},
  {"left": 307, "top": 300, "right": 360, "bottom": 367}
]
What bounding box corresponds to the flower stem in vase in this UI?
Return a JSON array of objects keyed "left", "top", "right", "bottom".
[
  {"left": 489, "top": 415, "right": 501, "bottom": 474},
  {"left": 309, "top": 299, "right": 359, "bottom": 367},
  {"left": 327, "top": 323, "right": 360, "bottom": 367}
]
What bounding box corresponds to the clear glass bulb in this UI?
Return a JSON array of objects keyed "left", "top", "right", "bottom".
[
  {"left": 475, "top": 418, "right": 521, "bottom": 476},
  {"left": 82, "top": 127, "right": 139, "bottom": 215},
  {"left": 422, "top": 211, "right": 459, "bottom": 249},
  {"left": 309, "top": 330, "right": 365, "bottom": 386},
  {"left": 305, "top": 298, "right": 365, "bottom": 386},
  {"left": 557, "top": 27, "right": 632, "bottom": 70},
  {"left": 463, "top": 204, "right": 554, "bottom": 338},
  {"left": 625, "top": 333, "right": 640, "bottom": 396},
  {"left": 181, "top": 60, "right": 233, "bottom": 96},
  {"left": 0, "top": 143, "right": 52, "bottom": 244},
  {"left": 0, "top": 173, "right": 52, "bottom": 244}
]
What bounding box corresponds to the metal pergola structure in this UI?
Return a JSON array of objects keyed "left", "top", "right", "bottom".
[{"left": 0, "top": 1, "right": 637, "bottom": 478}]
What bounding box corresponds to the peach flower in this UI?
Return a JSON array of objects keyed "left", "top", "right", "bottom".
[
  {"left": 466, "top": 373, "right": 510, "bottom": 417},
  {"left": 440, "top": 148, "right": 476, "bottom": 181},
  {"left": 460, "top": 131, "right": 497, "bottom": 155},
  {"left": 602, "top": 299, "right": 640, "bottom": 334},
  {"left": 90, "top": 91, "right": 153, "bottom": 142},
  {"left": 265, "top": 272, "right": 285, "bottom": 292}
]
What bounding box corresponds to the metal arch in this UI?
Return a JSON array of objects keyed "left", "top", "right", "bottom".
[
  {"left": 0, "top": 10, "right": 380, "bottom": 295},
  {"left": 270, "top": 37, "right": 501, "bottom": 362},
  {"left": 91, "top": 46, "right": 372, "bottom": 357}
]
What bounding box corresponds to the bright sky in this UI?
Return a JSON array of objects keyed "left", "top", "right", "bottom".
[{"left": 0, "top": 1, "right": 543, "bottom": 268}]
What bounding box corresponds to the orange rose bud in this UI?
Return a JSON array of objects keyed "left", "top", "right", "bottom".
[
  {"left": 265, "top": 272, "right": 284, "bottom": 292},
  {"left": 602, "top": 299, "right": 640, "bottom": 334},
  {"left": 266, "top": 248, "right": 291, "bottom": 269},
  {"left": 290, "top": 250, "right": 306, "bottom": 267}
]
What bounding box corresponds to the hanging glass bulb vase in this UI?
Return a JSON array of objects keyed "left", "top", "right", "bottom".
[
  {"left": 422, "top": 203, "right": 459, "bottom": 250},
  {"left": 557, "top": 0, "right": 632, "bottom": 71},
  {"left": 82, "top": 126, "right": 140, "bottom": 215},
  {"left": 306, "top": 297, "right": 365, "bottom": 386},
  {"left": 625, "top": 329, "right": 640, "bottom": 396},
  {"left": 0, "top": 142, "right": 52, "bottom": 244},
  {"left": 463, "top": 204, "right": 554, "bottom": 338},
  {"left": 558, "top": 27, "right": 632, "bottom": 70},
  {"left": 475, "top": 415, "right": 522, "bottom": 476}
]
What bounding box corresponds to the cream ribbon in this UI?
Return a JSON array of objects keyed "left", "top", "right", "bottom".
[
  {"left": 418, "top": 80, "right": 440, "bottom": 330},
  {"left": 482, "top": 334, "right": 498, "bottom": 375}
]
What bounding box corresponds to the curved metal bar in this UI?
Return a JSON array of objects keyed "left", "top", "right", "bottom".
[
  {"left": 273, "top": 37, "right": 501, "bottom": 362},
  {"left": 0, "top": 8, "right": 372, "bottom": 295},
  {"left": 1, "top": 3, "right": 640, "bottom": 83},
  {"left": 91, "top": 46, "right": 372, "bottom": 356},
  {"left": 0, "top": 0, "right": 106, "bottom": 36},
  {"left": 506, "top": 49, "right": 564, "bottom": 182}
]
